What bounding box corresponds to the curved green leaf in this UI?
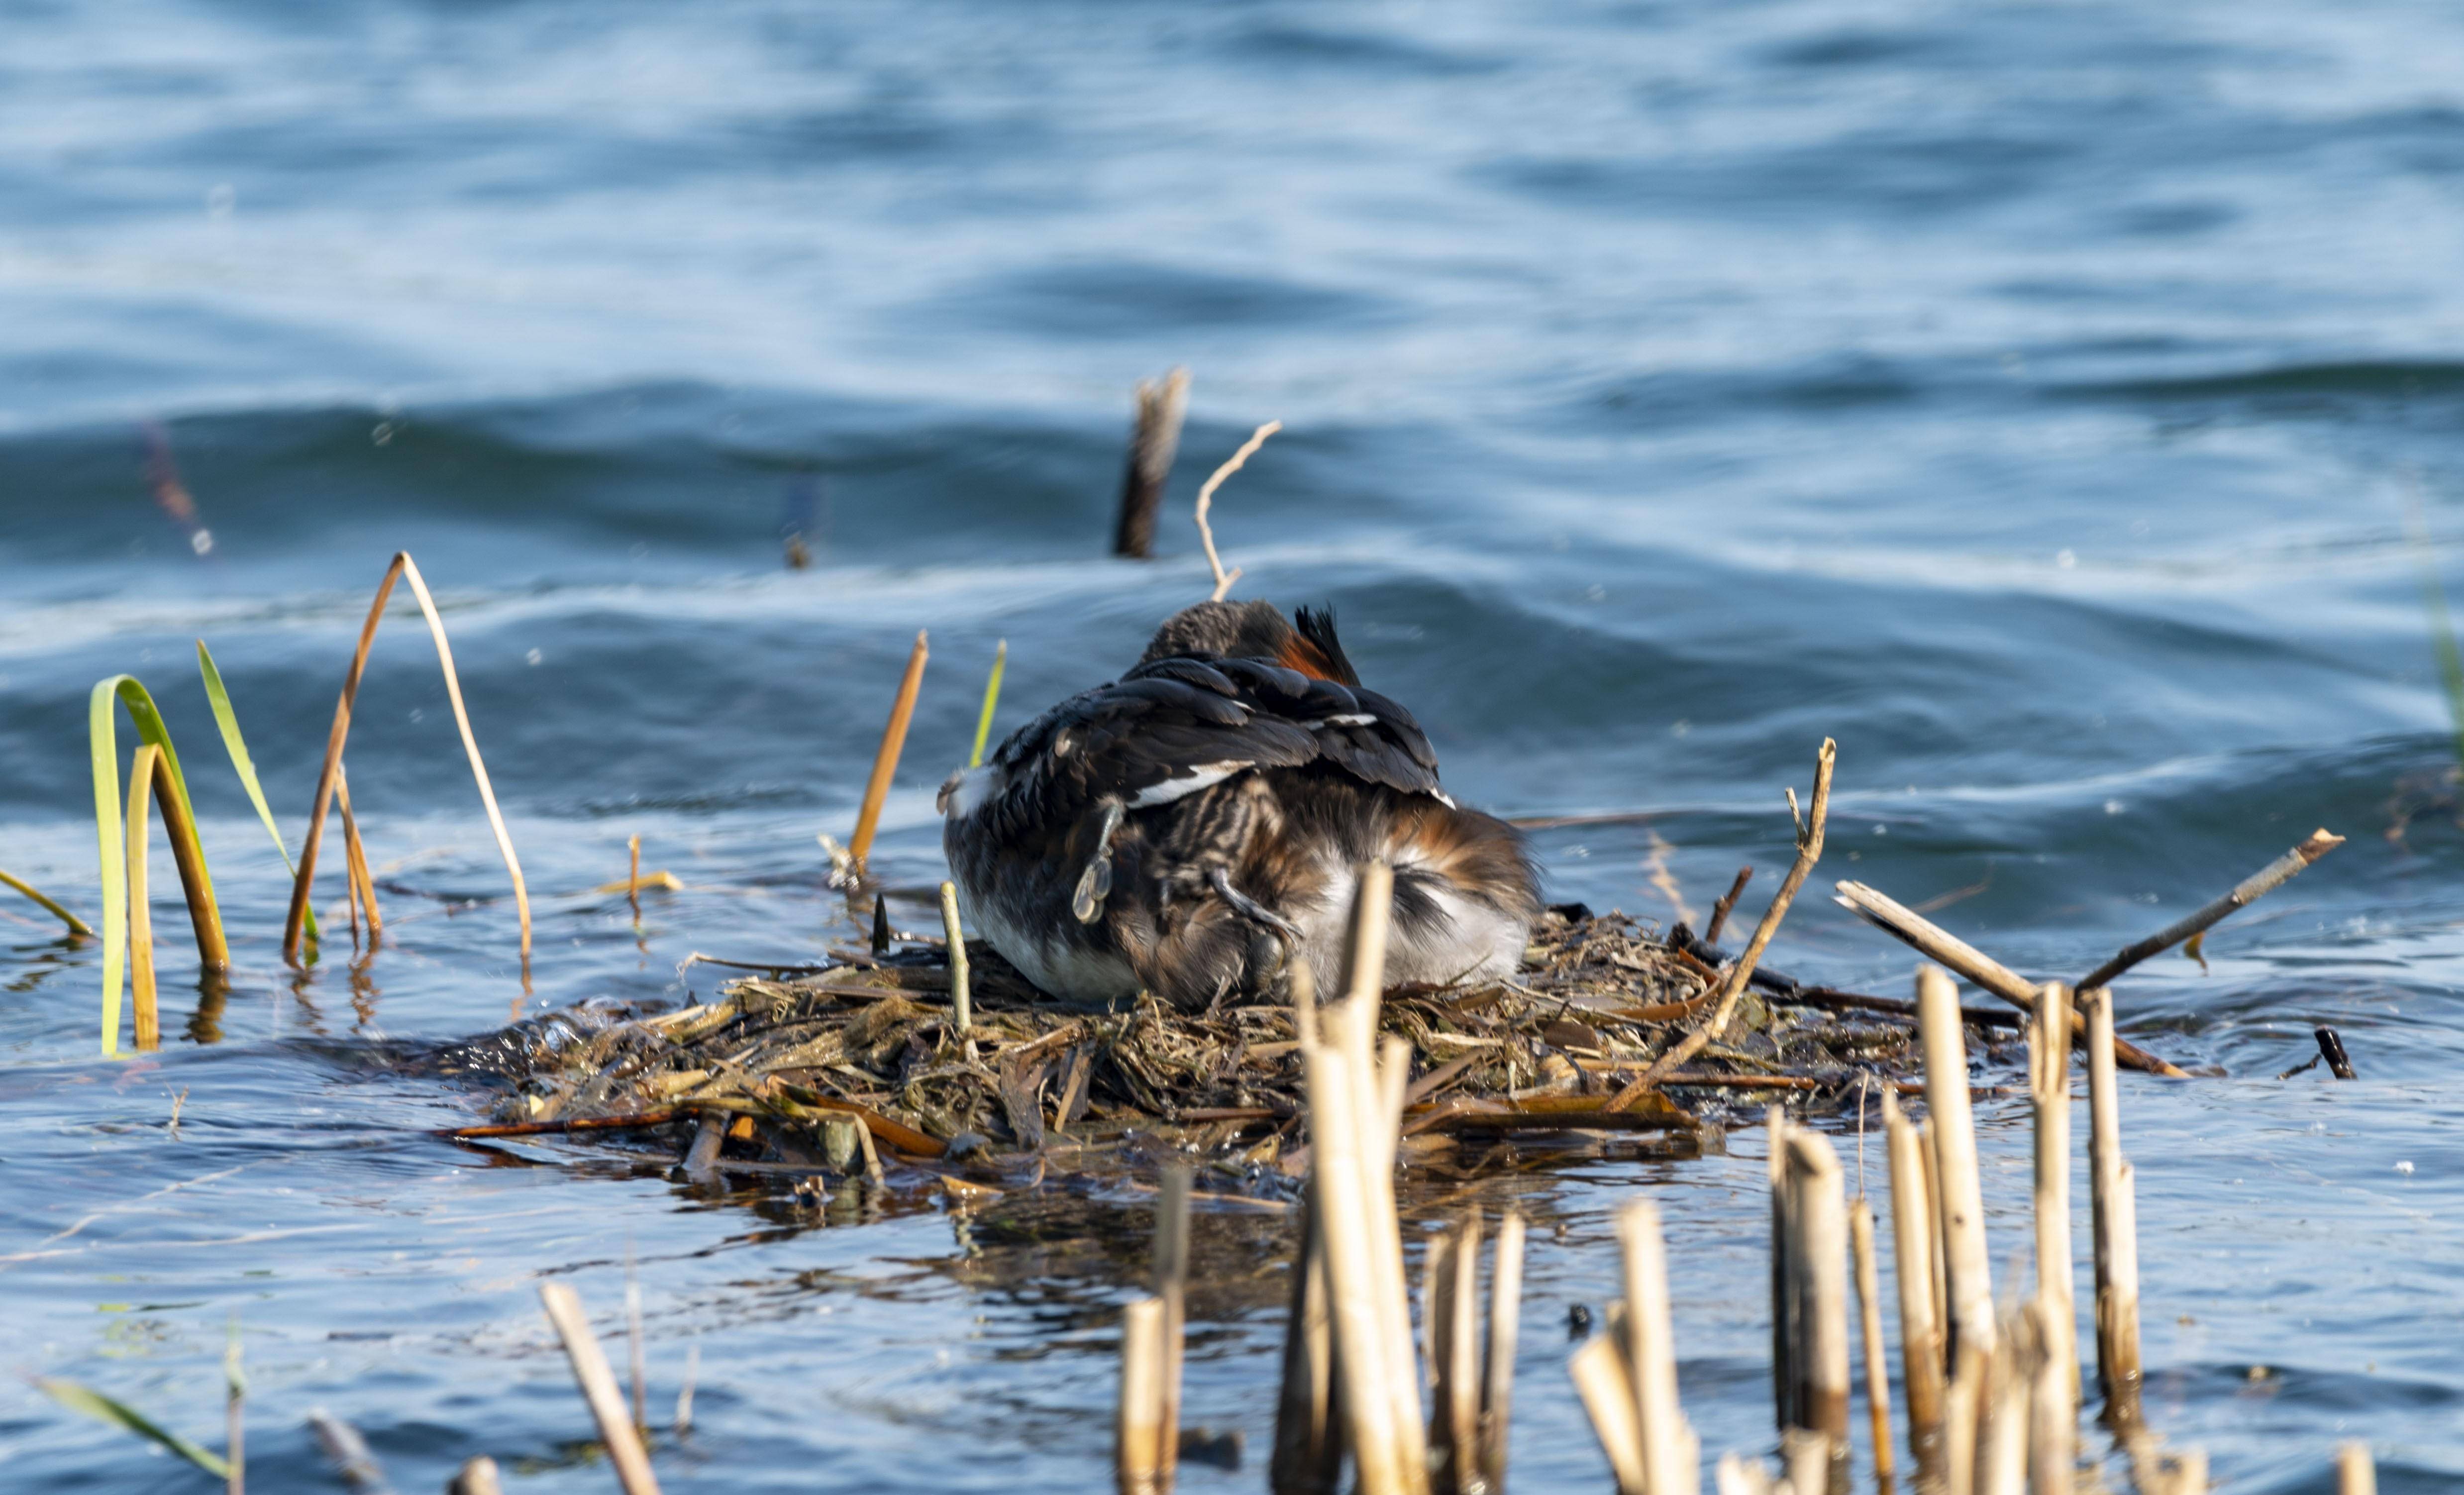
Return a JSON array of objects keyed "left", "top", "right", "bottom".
[
  {"left": 38, "top": 1376, "right": 230, "bottom": 1479},
  {"left": 197, "top": 641, "right": 316, "bottom": 947}
]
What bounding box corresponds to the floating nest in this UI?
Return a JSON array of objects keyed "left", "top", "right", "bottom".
[{"left": 437, "top": 906, "right": 2025, "bottom": 1194}]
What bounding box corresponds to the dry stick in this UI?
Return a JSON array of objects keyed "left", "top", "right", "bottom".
[
  {"left": 1832, "top": 881, "right": 2186, "bottom": 1077},
  {"left": 1620, "top": 1199, "right": 1699, "bottom": 1495},
  {"left": 1155, "top": 1164, "right": 1193, "bottom": 1488},
  {"left": 1270, "top": 1192, "right": 1341, "bottom": 1495},
  {"left": 854, "top": 1106, "right": 886, "bottom": 1186},
  {"left": 625, "top": 1239, "right": 648, "bottom": 1438},
  {"left": 2077, "top": 829, "right": 2345, "bottom": 990},
  {"left": 125, "top": 745, "right": 160, "bottom": 1052},
  {"left": 940, "top": 881, "right": 972, "bottom": 1033},
  {"left": 2315, "top": 1026, "right": 2357, "bottom": 1080},
  {"left": 283, "top": 554, "right": 529, "bottom": 970},
  {"left": 847, "top": 630, "right": 929, "bottom": 870},
  {"left": 2029, "top": 985, "right": 2076, "bottom": 1444},
  {"left": 1705, "top": 865, "right": 1753, "bottom": 947},
  {"left": 1787, "top": 1132, "right": 1851, "bottom": 1494},
  {"left": 1883, "top": 1092, "right": 1945, "bottom": 1484},
  {"left": 2337, "top": 1442, "right": 2376, "bottom": 1495},
  {"left": 1848, "top": 1201, "right": 1893, "bottom": 1493},
  {"left": 1919, "top": 967, "right": 1996, "bottom": 1369},
  {"left": 1569, "top": 1334, "right": 1649, "bottom": 1495},
  {"left": 538, "top": 1283, "right": 662, "bottom": 1495},
  {"left": 2081, "top": 988, "right": 2142, "bottom": 1427},
  {"left": 1769, "top": 1107, "right": 1797, "bottom": 1435},
  {"left": 1193, "top": 422, "right": 1281, "bottom": 602},
  {"left": 1118, "top": 1297, "right": 1169, "bottom": 1495},
  {"left": 1114, "top": 368, "right": 1191, "bottom": 559},
  {"left": 1613, "top": 741, "right": 1834, "bottom": 1109},
  {"left": 1480, "top": 1210, "right": 1526, "bottom": 1495},
  {"left": 1442, "top": 1214, "right": 1485, "bottom": 1495},
  {"left": 307, "top": 1408, "right": 394, "bottom": 1493},
  {"left": 335, "top": 765, "right": 381, "bottom": 948}
]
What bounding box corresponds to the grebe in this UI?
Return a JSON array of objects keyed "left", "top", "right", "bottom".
[{"left": 939, "top": 600, "right": 1538, "bottom": 1010}]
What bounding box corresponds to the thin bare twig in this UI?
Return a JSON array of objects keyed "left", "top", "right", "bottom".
[
  {"left": 1194, "top": 422, "right": 1281, "bottom": 602},
  {"left": 1609, "top": 740, "right": 1834, "bottom": 1108},
  {"left": 2076, "top": 829, "right": 2344, "bottom": 991}
]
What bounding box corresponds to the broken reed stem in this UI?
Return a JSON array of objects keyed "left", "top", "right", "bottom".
[
  {"left": 628, "top": 834, "right": 642, "bottom": 925},
  {"left": 1619, "top": 1199, "right": 1699, "bottom": 1495},
  {"left": 1618, "top": 741, "right": 1834, "bottom": 1105},
  {"left": 1848, "top": 1200, "right": 1893, "bottom": 1492},
  {"left": 675, "top": 1343, "right": 699, "bottom": 1439},
  {"left": 2082, "top": 988, "right": 2144, "bottom": 1428},
  {"left": 1114, "top": 369, "right": 1191, "bottom": 560},
  {"left": 1270, "top": 1193, "right": 1340, "bottom": 1495},
  {"left": 1832, "top": 881, "right": 2187, "bottom": 1076},
  {"left": 1975, "top": 1329, "right": 2026, "bottom": 1495},
  {"left": 449, "top": 1458, "right": 503, "bottom": 1495},
  {"left": 848, "top": 630, "right": 928, "bottom": 869},
  {"left": 969, "top": 640, "right": 1008, "bottom": 769},
  {"left": 1194, "top": 422, "right": 1281, "bottom": 602},
  {"left": 335, "top": 765, "right": 380, "bottom": 950},
  {"left": 1155, "top": 1164, "right": 1192, "bottom": 1487},
  {"left": 1482, "top": 1210, "right": 1526, "bottom": 1495},
  {"left": 2030, "top": 985, "right": 2076, "bottom": 1438},
  {"left": 125, "top": 745, "right": 160, "bottom": 1053},
  {"left": 1570, "top": 1334, "right": 1649, "bottom": 1495},
  {"left": 1787, "top": 1131, "right": 1851, "bottom": 1492},
  {"left": 1119, "top": 1297, "right": 1169, "bottom": 1495},
  {"left": 2025, "top": 1300, "right": 2068, "bottom": 1495},
  {"left": 1704, "top": 865, "right": 1753, "bottom": 946},
  {"left": 2077, "top": 829, "right": 2345, "bottom": 991},
  {"left": 1769, "top": 1108, "right": 1797, "bottom": 1434},
  {"left": 1338, "top": 860, "right": 1395, "bottom": 1002},
  {"left": 940, "top": 881, "right": 972, "bottom": 1032},
  {"left": 1433, "top": 1213, "right": 1484, "bottom": 1495},
  {"left": 1919, "top": 966, "right": 1996, "bottom": 1369},
  {"left": 625, "top": 1241, "right": 648, "bottom": 1438},
  {"left": 537, "top": 1282, "right": 663, "bottom": 1495},
  {"left": 307, "top": 1408, "right": 389, "bottom": 1492},
  {"left": 2337, "top": 1442, "right": 2376, "bottom": 1495},
  {"left": 283, "top": 553, "right": 530, "bottom": 973},
  {"left": 1883, "top": 1091, "right": 1946, "bottom": 1484},
  {"left": 0, "top": 866, "right": 95, "bottom": 937}
]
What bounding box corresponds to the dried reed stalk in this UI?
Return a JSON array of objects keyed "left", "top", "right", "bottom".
[
  {"left": 1570, "top": 1334, "right": 1648, "bottom": 1495},
  {"left": 1482, "top": 1210, "right": 1526, "bottom": 1494},
  {"left": 1270, "top": 1194, "right": 1340, "bottom": 1495},
  {"left": 1620, "top": 1199, "right": 1700, "bottom": 1495},
  {"left": 1883, "top": 1092, "right": 1945, "bottom": 1482},
  {"left": 1848, "top": 1200, "right": 1892, "bottom": 1493},
  {"left": 125, "top": 745, "right": 160, "bottom": 1052},
  {"left": 848, "top": 630, "right": 929, "bottom": 869},
  {"left": 940, "top": 881, "right": 972, "bottom": 1032},
  {"left": 537, "top": 1282, "right": 662, "bottom": 1495},
  {"left": 1119, "top": 1296, "right": 1169, "bottom": 1495},
  {"left": 1116, "top": 370, "right": 1191, "bottom": 559},
  {"left": 282, "top": 554, "right": 529, "bottom": 972},
  {"left": 1919, "top": 967, "right": 1996, "bottom": 1366},
  {"left": 1769, "top": 1108, "right": 1797, "bottom": 1434},
  {"left": 448, "top": 1458, "right": 503, "bottom": 1495},
  {"left": 1786, "top": 1131, "right": 1850, "bottom": 1493},
  {"left": 2081, "top": 987, "right": 2142, "bottom": 1427},
  {"left": 1833, "top": 881, "right": 2184, "bottom": 1076},
  {"left": 2029, "top": 985, "right": 2075, "bottom": 1440},
  {"left": 335, "top": 765, "right": 381, "bottom": 950},
  {"left": 627, "top": 834, "right": 642, "bottom": 924},
  {"left": 1194, "top": 422, "right": 1280, "bottom": 602},
  {"left": 1155, "top": 1164, "right": 1192, "bottom": 1487},
  {"left": 2337, "top": 1442, "right": 2376, "bottom": 1495},
  {"left": 1974, "top": 1326, "right": 2026, "bottom": 1495},
  {"left": 2024, "top": 1298, "right": 2068, "bottom": 1495},
  {"left": 1427, "top": 1212, "right": 1484, "bottom": 1495},
  {"left": 1614, "top": 740, "right": 1834, "bottom": 1106},
  {"left": 2078, "top": 829, "right": 2344, "bottom": 990}
]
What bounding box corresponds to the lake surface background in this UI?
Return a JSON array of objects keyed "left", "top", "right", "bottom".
[{"left": 6, "top": 1, "right": 2464, "bottom": 1489}]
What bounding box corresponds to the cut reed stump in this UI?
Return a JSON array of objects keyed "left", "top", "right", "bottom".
[
  {"left": 1114, "top": 369, "right": 1191, "bottom": 559},
  {"left": 2081, "top": 987, "right": 2144, "bottom": 1429}
]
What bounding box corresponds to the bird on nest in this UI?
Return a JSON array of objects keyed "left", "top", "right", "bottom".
[{"left": 939, "top": 599, "right": 1538, "bottom": 1010}]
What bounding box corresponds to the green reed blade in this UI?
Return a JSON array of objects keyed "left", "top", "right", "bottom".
[
  {"left": 969, "top": 639, "right": 1007, "bottom": 769},
  {"left": 0, "top": 866, "right": 95, "bottom": 937},
  {"left": 198, "top": 641, "right": 317, "bottom": 947},
  {"left": 2404, "top": 494, "right": 2464, "bottom": 771},
  {"left": 91, "top": 675, "right": 225, "bottom": 1055},
  {"left": 38, "top": 1376, "right": 231, "bottom": 1479}
]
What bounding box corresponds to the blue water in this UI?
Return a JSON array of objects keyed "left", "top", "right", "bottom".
[{"left": 7, "top": 1, "right": 2464, "bottom": 1488}]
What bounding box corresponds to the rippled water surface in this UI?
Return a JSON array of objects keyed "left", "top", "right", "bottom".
[{"left": 8, "top": 2, "right": 2464, "bottom": 1489}]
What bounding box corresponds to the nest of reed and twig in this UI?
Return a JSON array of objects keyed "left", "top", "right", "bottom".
[{"left": 441, "top": 905, "right": 2015, "bottom": 1195}]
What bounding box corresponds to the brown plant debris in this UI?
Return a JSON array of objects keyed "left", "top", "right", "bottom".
[{"left": 438, "top": 907, "right": 2020, "bottom": 1195}]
